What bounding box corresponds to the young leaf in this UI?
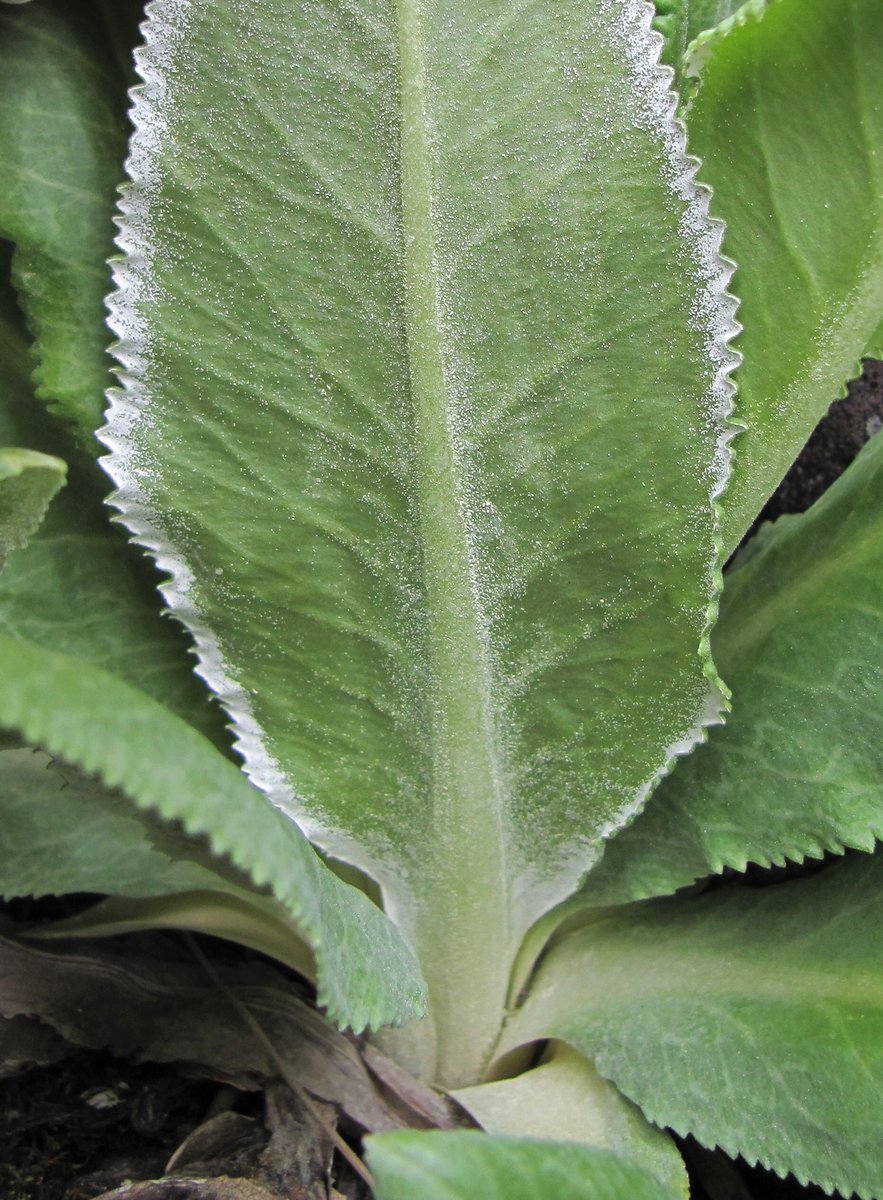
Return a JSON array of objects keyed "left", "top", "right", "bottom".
[
  {"left": 451, "top": 1043, "right": 688, "bottom": 1198},
  {"left": 105, "top": 0, "right": 737, "bottom": 1082},
  {"left": 687, "top": 0, "right": 883, "bottom": 552},
  {"left": 502, "top": 852, "right": 883, "bottom": 1200},
  {"left": 578, "top": 428, "right": 883, "bottom": 905},
  {"left": 0, "top": 0, "right": 144, "bottom": 441},
  {"left": 368, "top": 1131, "right": 683, "bottom": 1200},
  {"left": 0, "top": 447, "right": 66, "bottom": 568},
  {"left": 0, "top": 632, "right": 426, "bottom": 1032},
  {"left": 652, "top": 0, "right": 744, "bottom": 81}
]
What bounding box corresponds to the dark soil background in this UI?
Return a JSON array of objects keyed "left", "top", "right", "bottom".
[
  {"left": 2, "top": 362, "right": 881, "bottom": 1200},
  {"left": 746, "top": 358, "right": 883, "bottom": 534}
]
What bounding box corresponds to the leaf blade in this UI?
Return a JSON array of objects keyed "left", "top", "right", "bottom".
[
  {"left": 451, "top": 1043, "right": 688, "bottom": 1198},
  {"left": 0, "top": 447, "right": 66, "bottom": 568},
  {"left": 368, "top": 1130, "right": 683, "bottom": 1200},
  {"left": 0, "top": 0, "right": 142, "bottom": 440},
  {"left": 0, "top": 259, "right": 228, "bottom": 742},
  {"left": 0, "top": 632, "right": 426, "bottom": 1031},
  {"left": 104, "top": 0, "right": 737, "bottom": 1080},
  {"left": 687, "top": 0, "right": 883, "bottom": 553},
  {"left": 580, "top": 427, "right": 883, "bottom": 906},
  {"left": 503, "top": 853, "right": 883, "bottom": 1199}
]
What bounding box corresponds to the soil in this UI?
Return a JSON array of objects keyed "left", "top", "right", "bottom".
[
  {"left": 746, "top": 357, "right": 883, "bottom": 532},
  {"left": 2, "top": 361, "right": 881, "bottom": 1200}
]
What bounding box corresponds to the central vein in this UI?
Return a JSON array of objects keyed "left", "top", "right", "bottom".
[{"left": 395, "top": 0, "right": 511, "bottom": 1087}]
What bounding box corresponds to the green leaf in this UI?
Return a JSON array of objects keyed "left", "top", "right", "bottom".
[
  {"left": 451, "top": 1043, "right": 688, "bottom": 1198},
  {"left": 0, "top": 632, "right": 427, "bottom": 1032},
  {"left": 579, "top": 428, "right": 883, "bottom": 905},
  {"left": 0, "top": 0, "right": 142, "bottom": 440},
  {"left": 105, "top": 0, "right": 737, "bottom": 1083},
  {"left": 502, "top": 852, "right": 883, "bottom": 1199},
  {"left": 0, "top": 745, "right": 237, "bottom": 900},
  {"left": 368, "top": 1131, "right": 683, "bottom": 1200},
  {"left": 686, "top": 0, "right": 883, "bottom": 554},
  {"left": 0, "top": 745, "right": 319, "bottom": 981},
  {"left": 0, "top": 446, "right": 66, "bottom": 568},
  {"left": 652, "top": 0, "right": 745, "bottom": 82},
  {"left": 0, "top": 251, "right": 227, "bottom": 743}
]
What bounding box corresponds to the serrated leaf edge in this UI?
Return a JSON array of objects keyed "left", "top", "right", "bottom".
[{"left": 98, "top": 0, "right": 743, "bottom": 905}]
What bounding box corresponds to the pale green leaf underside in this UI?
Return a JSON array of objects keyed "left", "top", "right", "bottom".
[
  {"left": 0, "top": 263, "right": 228, "bottom": 743},
  {"left": 368, "top": 1131, "right": 683, "bottom": 1200},
  {"left": 0, "top": 632, "right": 426, "bottom": 1031},
  {"left": 452, "top": 1043, "right": 688, "bottom": 1198},
  {"left": 503, "top": 852, "right": 883, "bottom": 1199},
  {"left": 688, "top": 0, "right": 883, "bottom": 554},
  {"left": 0, "top": 0, "right": 142, "bottom": 441},
  {"left": 580, "top": 428, "right": 883, "bottom": 905},
  {"left": 105, "top": 0, "right": 735, "bottom": 1081},
  {"left": 0, "top": 446, "right": 66, "bottom": 569}
]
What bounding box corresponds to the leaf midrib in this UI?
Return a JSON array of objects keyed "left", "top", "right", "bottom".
[{"left": 394, "top": 0, "right": 511, "bottom": 1086}]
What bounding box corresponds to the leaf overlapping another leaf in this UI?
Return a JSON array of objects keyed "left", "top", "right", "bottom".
[
  {"left": 0, "top": 0, "right": 143, "bottom": 441},
  {"left": 451, "top": 1043, "right": 688, "bottom": 1197},
  {"left": 0, "top": 447, "right": 66, "bottom": 569},
  {"left": 687, "top": 0, "right": 883, "bottom": 553},
  {"left": 0, "top": 252, "right": 230, "bottom": 742},
  {"left": 0, "top": 634, "right": 426, "bottom": 1032},
  {"left": 579, "top": 427, "right": 883, "bottom": 905},
  {"left": 651, "top": 0, "right": 744, "bottom": 84}
]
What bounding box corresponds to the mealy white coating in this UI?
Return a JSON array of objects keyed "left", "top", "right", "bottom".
[
  {"left": 102, "top": 0, "right": 300, "bottom": 823},
  {"left": 101, "top": 0, "right": 742, "bottom": 940}
]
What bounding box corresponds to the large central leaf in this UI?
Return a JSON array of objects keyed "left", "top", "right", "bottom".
[{"left": 104, "top": 0, "right": 736, "bottom": 1083}]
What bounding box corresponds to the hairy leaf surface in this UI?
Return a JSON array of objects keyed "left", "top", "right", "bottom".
[
  {"left": 579, "top": 428, "right": 883, "bottom": 905},
  {"left": 0, "top": 0, "right": 143, "bottom": 440},
  {"left": 105, "top": 0, "right": 736, "bottom": 1081},
  {"left": 0, "top": 633, "right": 426, "bottom": 1031},
  {"left": 368, "top": 1131, "right": 683, "bottom": 1200},
  {"left": 503, "top": 853, "right": 883, "bottom": 1199},
  {"left": 688, "top": 0, "right": 883, "bottom": 552}
]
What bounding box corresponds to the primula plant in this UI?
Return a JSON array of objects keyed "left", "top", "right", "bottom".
[{"left": 0, "top": 0, "right": 882, "bottom": 1196}]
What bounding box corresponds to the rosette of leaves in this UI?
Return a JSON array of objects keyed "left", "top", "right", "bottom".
[{"left": 0, "top": 0, "right": 881, "bottom": 1197}]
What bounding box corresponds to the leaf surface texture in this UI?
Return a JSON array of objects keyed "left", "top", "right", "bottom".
[
  {"left": 503, "top": 852, "right": 883, "bottom": 1199},
  {"left": 0, "top": 633, "right": 426, "bottom": 1031},
  {"left": 580, "top": 428, "right": 883, "bottom": 904},
  {"left": 105, "top": 0, "right": 736, "bottom": 1080},
  {"left": 368, "top": 1130, "right": 683, "bottom": 1200}
]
